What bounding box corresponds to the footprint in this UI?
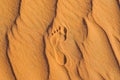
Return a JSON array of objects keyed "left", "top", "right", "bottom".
[
  {"left": 48, "top": 26, "right": 67, "bottom": 65},
  {"left": 48, "top": 25, "right": 83, "bottom": 80},
  {"left": 44, "top": 32, "right": 70, "bottom": 80}
]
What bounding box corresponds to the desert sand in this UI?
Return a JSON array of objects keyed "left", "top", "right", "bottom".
[{"left": 0, "top": 0, "right": 120, "bottom": 80}]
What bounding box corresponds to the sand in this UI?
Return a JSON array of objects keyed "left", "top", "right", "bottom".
[{"left": 0, "top": 0, "right": 120, "bottom": 80}]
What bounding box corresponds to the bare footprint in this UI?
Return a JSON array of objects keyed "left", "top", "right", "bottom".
[
  {"left": 44, "top": 31, "right": 70, "bottom": 80},
  {"left": 48, "top": 26, "right": 67, "bottom": 65},
  {"left": 49, "top": 26, "right": 83, "bottom": 80}
]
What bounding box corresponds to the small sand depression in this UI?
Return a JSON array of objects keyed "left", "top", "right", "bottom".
[{"left": 0, "top": 0, "right": 120, "bottom": 80}]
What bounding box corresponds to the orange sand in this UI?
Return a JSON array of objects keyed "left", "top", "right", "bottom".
[{"left": 0, "top": 0, "right": 120, "bottom": 80}]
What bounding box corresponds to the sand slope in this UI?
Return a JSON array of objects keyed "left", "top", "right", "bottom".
[
  {"left": 0, "top": 0, "right": 19, "bottom": 79},
  {"left": 0, "top": 0, "right": 120, "bottom": 80}
]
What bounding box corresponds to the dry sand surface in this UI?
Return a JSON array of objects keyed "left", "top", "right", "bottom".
[{"left": 0, "top": 0, "right": 120, "bottom": 80}]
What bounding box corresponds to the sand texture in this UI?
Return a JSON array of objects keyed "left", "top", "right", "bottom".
[{"left": 0, "top": 0, "right": 120, "bottom": 80}]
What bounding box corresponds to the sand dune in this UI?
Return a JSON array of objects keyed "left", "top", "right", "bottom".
[
  {"left": 7, "top": 0, "right": 56, "bottom": 80},
  {"left": 0, "top": 0, "right": 120, "bottom": 80},
  {"left": 0, "top": 0, "right": 19, "bottom": 79}
]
